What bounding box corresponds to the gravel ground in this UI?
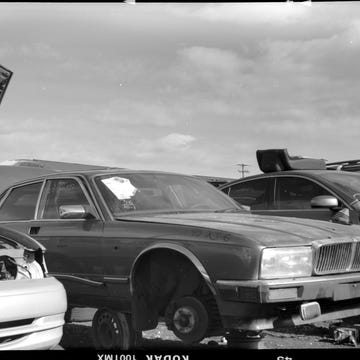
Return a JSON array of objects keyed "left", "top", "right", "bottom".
[{"left": 59, "top": 317, "right": 360, "bottom": 350}]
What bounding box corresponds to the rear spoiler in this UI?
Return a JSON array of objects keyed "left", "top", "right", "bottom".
[{"left": 256, "top": 149, "right": 326, "bottom": 173}]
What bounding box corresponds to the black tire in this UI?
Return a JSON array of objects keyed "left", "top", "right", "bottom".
[
  {"left": 166, "top": 296, "right": 209, "bottom": 344},
  {"left": 92, "top": 308, "right": 141, "bottom": 350}
]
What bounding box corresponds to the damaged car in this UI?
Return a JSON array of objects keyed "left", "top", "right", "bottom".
[
  {"left": 0, "top": 163, "right": 360, "bottom": 349},
  {"left": 0, "top": 226, "right": 67, "bottom": 350}
]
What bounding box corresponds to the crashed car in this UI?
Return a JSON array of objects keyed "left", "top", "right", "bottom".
[
  {"left": 0, "top": 162, "right": 360, "bottom": 349},
  {"left": 0, "top": 226, "right": 66, "bottom": 350},
  {"left": 220, "top": 149, "right": 360, "bottom": 225}
]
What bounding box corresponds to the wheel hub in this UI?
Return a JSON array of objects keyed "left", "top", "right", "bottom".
[
  {"left": 173, "top": 306, "right": 196, "bottom": 334},
  {"left": 97, "top": 313, "right": 120, "bottom": 348}
]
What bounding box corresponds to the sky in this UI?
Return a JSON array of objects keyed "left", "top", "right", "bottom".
[{"left": 0, "top": 2, "right": 360, "bottom": 178}]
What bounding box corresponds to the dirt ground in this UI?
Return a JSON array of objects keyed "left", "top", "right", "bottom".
[{"left": 59, "top": 316, "right": 360, "bottom": 350}]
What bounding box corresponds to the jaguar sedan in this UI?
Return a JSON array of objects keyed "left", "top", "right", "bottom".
[
  {"left": 0, "top": 162, "right": 360, "bottom": 349},
  {"left": 0, "top": 226, "right": 66, "bottom": 350}
]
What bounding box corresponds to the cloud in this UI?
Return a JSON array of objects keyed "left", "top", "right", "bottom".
[
  {"left": 94, "top": 99, "right": 177, "bottom": 127},
  {"left": 158, "top": 133, "right": 196, "bottom": 149},
  {"left": 135, "top": 133, "right": 196, "bottom": 159},
  {"left": 178, "top": 46, "right": 242, "bottom": 73},
  {"left": 167, "top": 3, "right": 311, "bottom": 26}
]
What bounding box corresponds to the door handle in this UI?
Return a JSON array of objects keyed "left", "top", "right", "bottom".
[{"left": 29, "top": 226, "right": 40, "bottom": 235}]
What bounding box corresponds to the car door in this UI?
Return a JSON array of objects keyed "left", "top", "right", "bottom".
[
  {"left": 30, "top": 177, "right": 105, "bottom": 301},
  {"left": 225, "top": 177, "right": 274, "bottom": 215},
  {"left": 271, "top": 176, "right": 338, "bottom": 221}
]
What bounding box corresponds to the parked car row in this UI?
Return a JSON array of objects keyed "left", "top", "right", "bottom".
[{"left": 2, "top": 151, "right": 360, "bottom": 350}]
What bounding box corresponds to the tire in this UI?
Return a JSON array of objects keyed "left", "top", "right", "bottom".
[
  {"left": 166, "top": 296, "right": 209, "bottom": 344},
  {"left": 92, "top": 308, "right": 141, "bottom": 350}
]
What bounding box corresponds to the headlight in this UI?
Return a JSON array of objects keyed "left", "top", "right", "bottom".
[{"left": 260, "top": 247, "right": 313, "bottom": 279}]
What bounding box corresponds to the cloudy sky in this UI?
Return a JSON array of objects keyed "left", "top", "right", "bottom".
[{"left": 0, "top": 2, "right": 359, "bottom": 178}]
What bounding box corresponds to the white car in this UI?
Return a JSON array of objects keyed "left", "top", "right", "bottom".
[{"left": 0, "top": 226, "right": 66, "bottom": 350}]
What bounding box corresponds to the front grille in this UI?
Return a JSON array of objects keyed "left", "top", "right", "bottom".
[
  {"left": 0, "top": 318, "right": 34, "bottom": 329},
  {"left": 314, "top": 239, "right": 360, "bottom": 275}
]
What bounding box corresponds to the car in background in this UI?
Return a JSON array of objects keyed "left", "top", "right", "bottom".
[
  {"left": 194, "top": 175, "right": 236, "bottom": 188},
  {"left": 0, "top": 161, "right": 360, "bottom": 350},
  {"left": 326, "top": 159, "right": 360, "bottom": 172},
  {"left": 0, "top": 226, "right": 66, "bottom": 350},
  {"left": 220, "top": 149, "right": 360, "bottom": 225}
]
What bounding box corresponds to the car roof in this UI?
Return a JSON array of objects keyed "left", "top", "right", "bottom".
[
  {"left": 0, "top": 165, "right": 202, "bottom": 194},
  {"left": 219, "top": 169, "right": 358, "bottom": 188}
]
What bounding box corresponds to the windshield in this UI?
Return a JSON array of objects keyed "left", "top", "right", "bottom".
[
  {"left": 320, "top": 172, "right": 360, "bottom": 199},
  {"left": 95, "top": 172, "right": 244, "bottom": 217}
]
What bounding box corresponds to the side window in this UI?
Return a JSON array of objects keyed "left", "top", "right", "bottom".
[
  {"left": 275, "top": 177, "right": 332, "bottom": 210},
  {"left": 228, "top": 178, "right": 272, "bottom": 210},
  {"left": 40, "top": 179, "right": 90, "bottom": 219},
  {"left": 0, "top": 182, "right": 42, "bottom": 221}
]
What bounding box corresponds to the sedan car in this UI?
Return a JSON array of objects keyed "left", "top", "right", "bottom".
[
  {"left": 0, "top": 226, "right": 66, "bottom": 350},
  {"left": 220, "top": 149, "right": 360, "bottom": 225},
  {"left": 1, "top": 162, "right": 360, "bottom": 349}
]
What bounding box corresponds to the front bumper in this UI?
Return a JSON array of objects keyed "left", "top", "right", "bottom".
[
  {"left": 216, "top": 273, "right": 360, "bottom": 331},
  {"left": 0, "top": 277, "right": 67, "bottom": 350},
  {"left": 0, "top": 315, "right": 64, "bottom": 350},
  {"left": 217, "top": 272, "right": 360, "bottom": 303}
]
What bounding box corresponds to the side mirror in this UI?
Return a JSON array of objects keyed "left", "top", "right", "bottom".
[
  {"left": 310, "top": 195, "right": 339, "bottom": 209},
  {"left": 59, "top": 205, "right": 95, "bottom": 219}
]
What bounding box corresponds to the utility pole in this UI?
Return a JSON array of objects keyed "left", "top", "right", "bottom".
[{"left": 236, "top": 163, "right": 250, "bottom": 178}]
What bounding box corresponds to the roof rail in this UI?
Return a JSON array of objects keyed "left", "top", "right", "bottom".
[
  {"left": 326, "top": 159, "right": 360, "bottom": 172},
  {"left": 256, "top": 149, "right": 326, "bottom": 173}
]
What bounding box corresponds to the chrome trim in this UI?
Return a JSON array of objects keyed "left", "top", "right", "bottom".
[
  {"left": 216, "top": 271, "right": 360, "bottom": 288},
  {"left": 104, "top": 276, "right": 129, "bottom": 284},
  {"left": 312, "top": 237, "right": 360, "bottom": 275},
  {"left": 51, "top": 273, "right": 104, "bottom": 287},
  {"left": 34, "top": 179, "right": 46, "bottom": 220},
  {"left": 0, "top": 188, "right": 11, "bottom": 209}
]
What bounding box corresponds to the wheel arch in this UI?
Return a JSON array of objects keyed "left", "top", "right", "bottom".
[{"left": 130, "top": 242, "right": 216, "bottom": 296}]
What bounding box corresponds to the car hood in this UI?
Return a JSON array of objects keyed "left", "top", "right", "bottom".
[
  {"left": 0, "top": 226, "right": 45, "bottom": 251},
  {"left": 116, "top": 212, "right": 360, "bottom": 246}
]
